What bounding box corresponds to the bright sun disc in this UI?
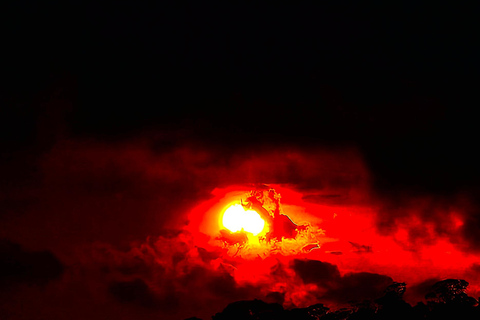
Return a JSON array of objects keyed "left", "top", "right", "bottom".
[{"left": 222, "top": 204, "right": 265, "bottom": 236}]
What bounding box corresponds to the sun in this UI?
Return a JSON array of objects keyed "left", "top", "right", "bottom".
[{"left": 222, "top": 204, "right": 266, "bottom": 236}]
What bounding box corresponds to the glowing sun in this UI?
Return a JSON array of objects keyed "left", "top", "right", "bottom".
[{"left": 222, "top": 204, "right": 266, "bottom": 236}]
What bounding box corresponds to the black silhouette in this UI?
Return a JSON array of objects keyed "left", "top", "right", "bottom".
[{"left": 192, "top": 279, "right": 480, "bottom": 320}]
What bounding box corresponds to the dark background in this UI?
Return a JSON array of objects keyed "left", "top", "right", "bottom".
[
  {"left": 2, "top": 2, "right": 479, "bottom": 197},
  {"left": 2, "top": 3, "right": 480, "bottom": 319}
]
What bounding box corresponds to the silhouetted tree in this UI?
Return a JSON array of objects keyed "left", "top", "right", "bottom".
[
  {"left": 203, "top": 279, "right": 480, "bottom": 320},
  {"left": 288, "top": 303, "right": 329, "bottom": 320},
  {"left": 322, "top": 308, "right": 353, "bottom": 320},
  {"left": 426, "top": 279, "right": 475, "bottom": 305},
  {"left": 374, "top": 282, "right": 412, "bottom": 320},
  {"left": 212, "top": 299, "right": 284, "bottom": 320},
  {"left": 425, "top": 279, "right": 478, "bottom": 320}
]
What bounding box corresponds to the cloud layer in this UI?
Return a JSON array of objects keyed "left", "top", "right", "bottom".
[{"left": 1, "top": 138, "right": 480, "bottom": 319}]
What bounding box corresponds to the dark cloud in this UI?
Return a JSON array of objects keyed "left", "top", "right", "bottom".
[
  {"left": 292, "top": 259, "right": 393, "bottom": 303},
  {"left": 265, "top": 291, "right": 285, "bottom": 305},
  {"left": 468, "top": 263, "right": 480, "bottom": 274},
  {"left": 67, "top": 231, "right": 269, "bottom": 319},
  {"left": 176, "top": 263, "right": 261, "bottom": 303},
  {"left": 460, "top": 204, "right": 480, "bottom": 252},
  {"left": 349, "top": 242, "right": 373, "bottom": 254},
  {"left": 0, "top": 136, "right": 369, "bottom": 253},
  {"left": 1, "top": 135, "right": 479, "bottom": 319},
  {"left": 109, "top": 278, "right": 177, "bottom": 309},
  {"left": 196, "top": 247, "right": 222, "bottom": 263},
  {"left": 371, "top": 192, "right": 480, "bottom": 254},
  {"left": 292, "top": 259, "right": 341, "bottom": 285},
  {"left": 301, "top": 194, "right": 347, "bottom": 207},
  {"left": 0, "top": 240, "right": 64, "bottom": 289},
  {"left": 331, "top": 272, "right": 393, "bottom": 303}
]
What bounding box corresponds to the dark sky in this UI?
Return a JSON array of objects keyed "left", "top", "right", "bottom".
[
  {"left": 3, "top": 2, "right": 480, "bottom": 192},
  {"left": 2, "top": 2, "right": 480, "bottom": 319}
]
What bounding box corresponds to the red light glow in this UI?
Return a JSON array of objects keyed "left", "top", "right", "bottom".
[{"left": 183, "top": 183, "right": 480, "bottom": 310}]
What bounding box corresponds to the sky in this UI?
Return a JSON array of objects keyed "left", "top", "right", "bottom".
[{"left": 1, "top": 2, "right": 480, "bottom": 320}]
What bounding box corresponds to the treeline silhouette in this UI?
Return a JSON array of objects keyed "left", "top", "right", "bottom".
[{"left": 187, "top": 279, "right": 480, "bottom": 320}]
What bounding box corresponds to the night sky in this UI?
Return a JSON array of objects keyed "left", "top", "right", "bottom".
[{"left": 2, "top": 2, "right": 480, "bottom": 320}]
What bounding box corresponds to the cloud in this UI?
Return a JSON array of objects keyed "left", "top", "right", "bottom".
[
  {"left": 349, "top": 242, "right": 373, "bottom": 254},
  {"left": 69, "top": 231, "right": 270, "bottom": 319},
  {"left": 0, "top": 138, "right": 370, "bottom": 252},
  {"left": 2, "top": 137, "right": 480, "bottom": 319},
  {"left": 292, "top": 259, "right": 341, "bottom": 285},
  {"left": 370, "top": 191, "right": 480, "bottom": 255},
  {"left": 331, "top": 272, "right": 393, "bottom": 303},
  {"left": 460, "top": 201, "right": 480, "bottom": 252},
  {"left": 108, "top": 278, "right": 177, "bottom": 309},
  {"left": 292, "top": 259, "right": 393, "bottom": 304}
]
